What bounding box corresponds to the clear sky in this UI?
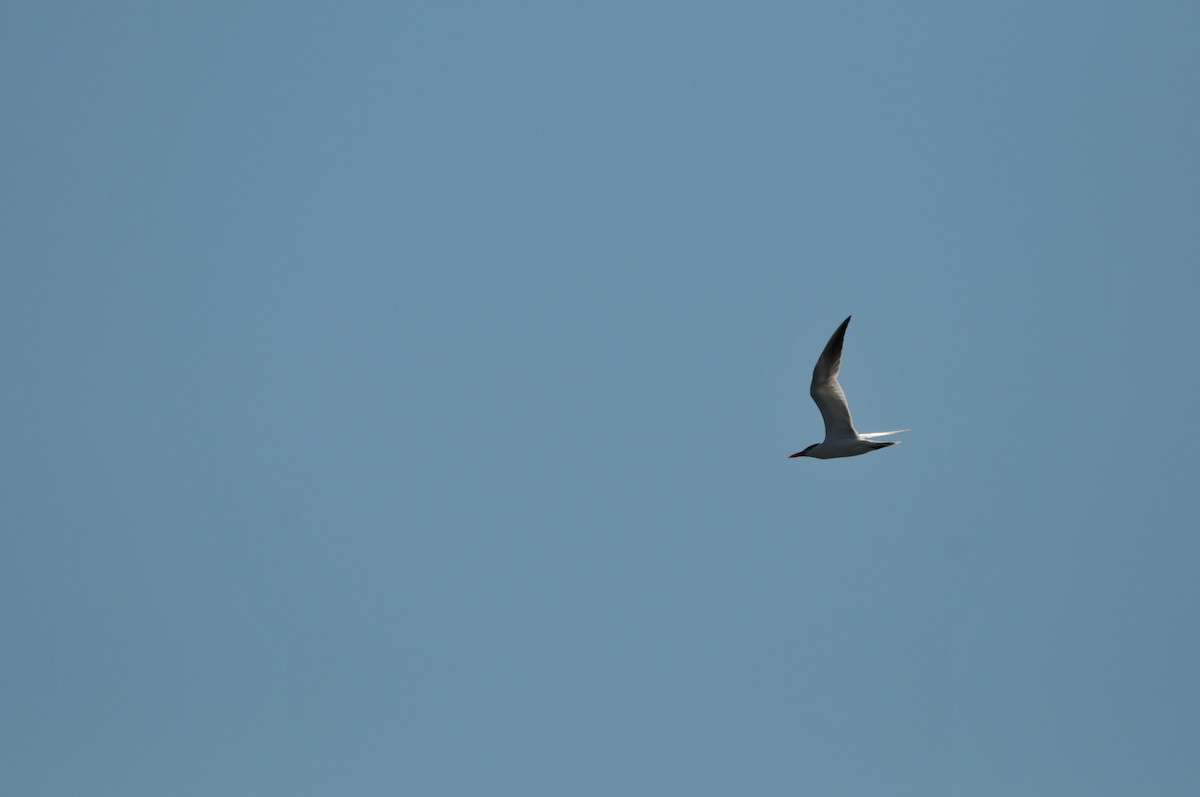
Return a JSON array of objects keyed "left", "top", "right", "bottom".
[{"left": 3, "top": 2, "right": 1199, "bottom": 795}]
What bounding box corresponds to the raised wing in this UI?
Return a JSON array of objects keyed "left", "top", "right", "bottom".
[{"left": 810, "top": 316, "right": 858, "bottom": 440}]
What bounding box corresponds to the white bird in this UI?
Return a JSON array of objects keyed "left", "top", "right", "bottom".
[{"left": 789, "top": 315, "right": 909, "bottom": 460}]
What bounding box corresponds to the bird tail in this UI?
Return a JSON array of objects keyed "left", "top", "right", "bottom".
[{"left": 860, "top": 429, "right": 910, "bottom": 439}]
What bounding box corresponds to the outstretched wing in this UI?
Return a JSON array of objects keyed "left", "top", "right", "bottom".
[
  {"left": 810, "top": 316, "right": 858, "bottom": 440},
  {"left": 859, "top": 429, "right": 910, "bottom": 439}
]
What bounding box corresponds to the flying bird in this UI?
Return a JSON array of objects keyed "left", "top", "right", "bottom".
[{"left": 789, "top": 316, "right": 908, "bottom": 459}]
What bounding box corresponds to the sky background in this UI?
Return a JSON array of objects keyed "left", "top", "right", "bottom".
[{"left": 3, "top": 2, "right": 1199, "bottom": 795}]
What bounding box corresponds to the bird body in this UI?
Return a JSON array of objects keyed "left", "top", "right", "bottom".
[
  {"left": 789, "top": 316, "right": 908, "bottom": 460},
  {"left": 792, "top": 436, "right": 900, "bottom": 460}
]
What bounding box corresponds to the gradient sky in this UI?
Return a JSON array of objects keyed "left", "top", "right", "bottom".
[{"left": 4, "top": 2, "right": 1199, "bottom": 795}]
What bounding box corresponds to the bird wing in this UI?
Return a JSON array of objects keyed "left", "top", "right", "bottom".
[
  {"left": 859, "top": 429, "right": 910, "bottom": 438},
  {"left": 810, "top": 315, "right": 858, "bottom": 440}
]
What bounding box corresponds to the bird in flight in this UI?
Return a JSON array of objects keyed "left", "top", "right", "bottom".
[{"left": 789, "top": 316, "right": 908, "bottom": 460}]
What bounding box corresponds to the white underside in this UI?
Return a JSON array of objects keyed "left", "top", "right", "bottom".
[{"left": 804, "top": 431, "right": 908, "bottom": 459}]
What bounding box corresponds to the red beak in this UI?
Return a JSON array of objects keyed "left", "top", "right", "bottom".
[{"left": 788, "top": 451, "right": 805, "bottom": 458}]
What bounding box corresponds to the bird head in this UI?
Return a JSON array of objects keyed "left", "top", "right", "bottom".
[{"left": 788, "top": 444, "right": 819, "bottom": 458}]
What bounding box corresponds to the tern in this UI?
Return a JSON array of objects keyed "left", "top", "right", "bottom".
[{"left": 789, "top": 315, "right": 908, "bottom": 460}]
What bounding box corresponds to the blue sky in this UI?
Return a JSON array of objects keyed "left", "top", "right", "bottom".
[{"left": 3, "top": 2, "right": 1199, "bottom": 794}]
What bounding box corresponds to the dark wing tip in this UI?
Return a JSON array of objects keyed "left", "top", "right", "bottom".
[
  {"left": 810, "top": 316, "right": 855, "bottom": 390},
  {"left": 824, "top": 315, "right": 852, "bottom": 356}
]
